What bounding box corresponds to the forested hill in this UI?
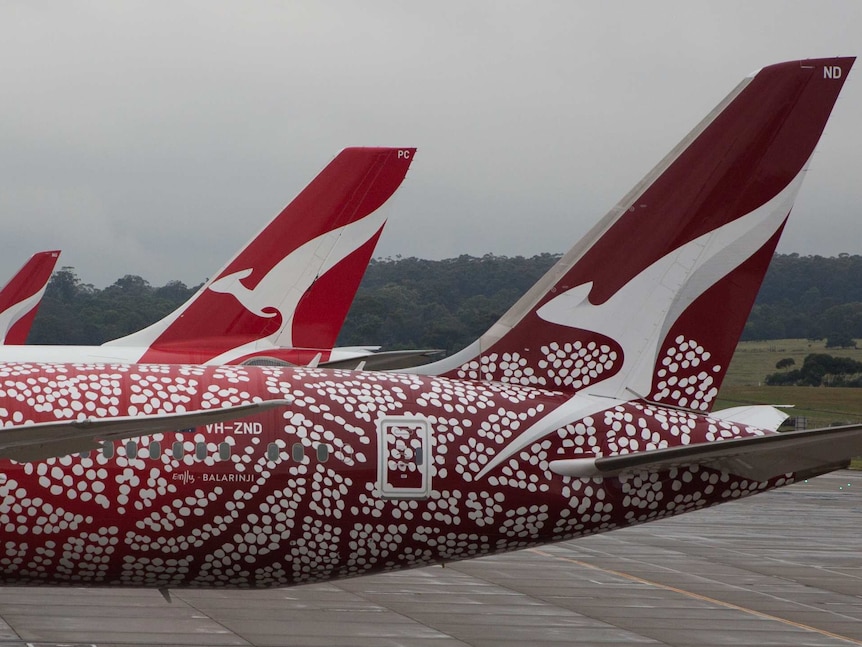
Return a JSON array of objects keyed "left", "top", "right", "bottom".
[
  {"left": 744, "top": 253, "right": 862, "bottom": 345},
  {"left": 335, "top": 254, "right": 559, "bottom": 352},
  {"left": 26, "top": 253, "right": 862, "bottom": 351}
]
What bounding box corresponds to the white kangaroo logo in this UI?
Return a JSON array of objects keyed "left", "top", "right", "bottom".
[
  {"left": 208, "top": 268, "right": 275, "bottom": 318},
  {"left": 206, "top": 206, "right": 388, "bottom": 348},
  {"left": 106, "top": 205, "right": 389, "bottom": 354},
  {"left": 474, "top": 168, "right": 808, "bottom": 480},
  {"left": 0, "top": 289, "right": 47, "bottom": 343}
]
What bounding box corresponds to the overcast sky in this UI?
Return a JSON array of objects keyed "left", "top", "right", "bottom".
[{"left": 1, "top": 1, "right": 860, "bottom": 288}]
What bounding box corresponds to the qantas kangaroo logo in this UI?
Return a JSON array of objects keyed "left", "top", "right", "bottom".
[
  {"left": 206, "top": 206, "right": 388, "bottom": 347},
  {"left": 94, "top": 147, "right": 415, "bottom": 366},
  {"left": 0, "top": 250, "right": 60, "bottom": 345},
  {"left": 208, "top": 268, "right": 278, "bottom": 319},
  {"left": 0, "top": 290, "right": 46, "bottom": 338},
  {"left": 475, "top": 168, "right": 808, "bottom": 481}
]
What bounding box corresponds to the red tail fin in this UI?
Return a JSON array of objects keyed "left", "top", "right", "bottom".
[
  {"left": 0, "top": 250, "right": 61, "bottom": 344},
  {"left": 419, "top": 58, "right": 853, "bottom": 413},
  {"left": 105, "top": 148, "right": 416, "bottom": 363}
]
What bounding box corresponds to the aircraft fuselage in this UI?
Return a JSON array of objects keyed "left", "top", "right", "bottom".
[{"left": 0, "top": 363, "right": 782, "bottom": 588}]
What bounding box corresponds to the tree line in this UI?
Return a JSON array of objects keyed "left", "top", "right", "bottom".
[
  {"left": 27, "top": 253, "right": 862, "bottom": 351},
  {"left": 29, "top": 270, "right": 202, "bottom": 345},
  {"left": 766, "top": 353, "right": 862, "bottom": 387},
  {"left": 743, "top": 253, "right": 862, "bottom": 345}
]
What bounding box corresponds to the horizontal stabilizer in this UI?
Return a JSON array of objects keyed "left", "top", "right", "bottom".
[
  {"left": 321, "top": 349, "right": 444, "bottom": 371},
  {"left": 549, "top": 423, "right": 862, "bottom": 482},
  {"left": 710, "top": 405, "right": 791, "bottom": 431},
  {"left": 0, "top": 398, "right": 292, "bottom": 462}
]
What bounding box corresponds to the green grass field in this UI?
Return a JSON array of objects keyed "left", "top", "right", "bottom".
[
  {"left": 717, "top": 339, "right": 862, "bottom": 429},
  {"left": 722, "top": 338, "right": 862, "bottom": 388}
]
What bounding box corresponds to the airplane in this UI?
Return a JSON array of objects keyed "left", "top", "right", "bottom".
[
  {"left": 0, "top": 250, "right": 61, "bottom": 345},
  {"left": 0, "top": 147, "right": 435, "bottom": 370},
  {"left": 0, "top": 57, "right": 858, "bottom": 590}
]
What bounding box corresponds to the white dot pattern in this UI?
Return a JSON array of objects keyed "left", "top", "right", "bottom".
[
  {"left": 454, "top": 335, "right": 622, "bottom": 393},
  {"left": 0, "top": 362, "right": 787, "bottom": 588},
  {"left": 650, "top": 335, "right": 721, "bottom": 411}
]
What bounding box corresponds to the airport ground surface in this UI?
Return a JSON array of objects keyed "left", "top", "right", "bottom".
[{"left": 0, "top": 471, "right": 860, "bottom": 647}]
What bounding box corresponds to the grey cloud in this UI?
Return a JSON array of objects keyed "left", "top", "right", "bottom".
[{"left": 0, "top": 1, "right": 860, "bottom": 287}]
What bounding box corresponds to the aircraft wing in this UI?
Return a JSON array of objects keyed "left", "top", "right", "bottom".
[
  {"left": 321, "top": 349, "right": 445, "bottom": 371},
  {"left": 0, "top": 398, "right": 292, "bottom": 462},
  {"left": 549, "top": 423, "right": 862, "bottom": 482}
]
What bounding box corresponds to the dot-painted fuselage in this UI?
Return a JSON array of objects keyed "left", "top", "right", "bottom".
[{"left": 0, "top": 363, "right": 783, "bottom": 588}]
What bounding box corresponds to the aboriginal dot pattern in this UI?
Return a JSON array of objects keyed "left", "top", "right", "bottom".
[
  {"left": 0, "top": 362, "right": 787, "bottom": 588},
  {"left": 454, "top": 333, "right": 623, "bottom": 394},
  {"left": 650, "top": 335, "right": 721, "bottom": 411}
]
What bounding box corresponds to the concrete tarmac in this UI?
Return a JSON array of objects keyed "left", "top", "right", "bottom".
[{"left": 1, "top": 471, "right": 861, "bottom": 646}]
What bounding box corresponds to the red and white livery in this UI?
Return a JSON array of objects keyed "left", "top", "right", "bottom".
[
  {"left": 0, "top": 148, "right": 419, "bottom": 368},
  {"left": 0, "top": 58, "right": 858, "bottom": 590},
  {"left": 0, "top": 250, "right": 60, "bottom": 345}
]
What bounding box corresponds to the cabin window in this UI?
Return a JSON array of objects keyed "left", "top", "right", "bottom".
[
  {"left": 148, "top": 442, "right": 161, "bottom": 460},
  {"left": 195, "top": 442, "right": 207, "bottom": 460},
  {"left": 172, "top": 441, "right": 184, "bottom": 460},
  {"left": 267, "top": 443, "right": 280, "bottom": 462},
  {"left": 291, "top": 442, "right": 305, "bottom": 463},
  {"left": 125, "top": 441, "right": 138, "bottom": 459},
  {"left": 415, "top": 446, "right": 424, "bottom": 466},
  {"left": 102, "top": 443, "right": 114, "bottom": 459},
  {"left": 218, "top": 442, "right": 231, "bottom": 460},
  {"left": 316, "top": 444, "right": 329, "bottom": 463}
]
